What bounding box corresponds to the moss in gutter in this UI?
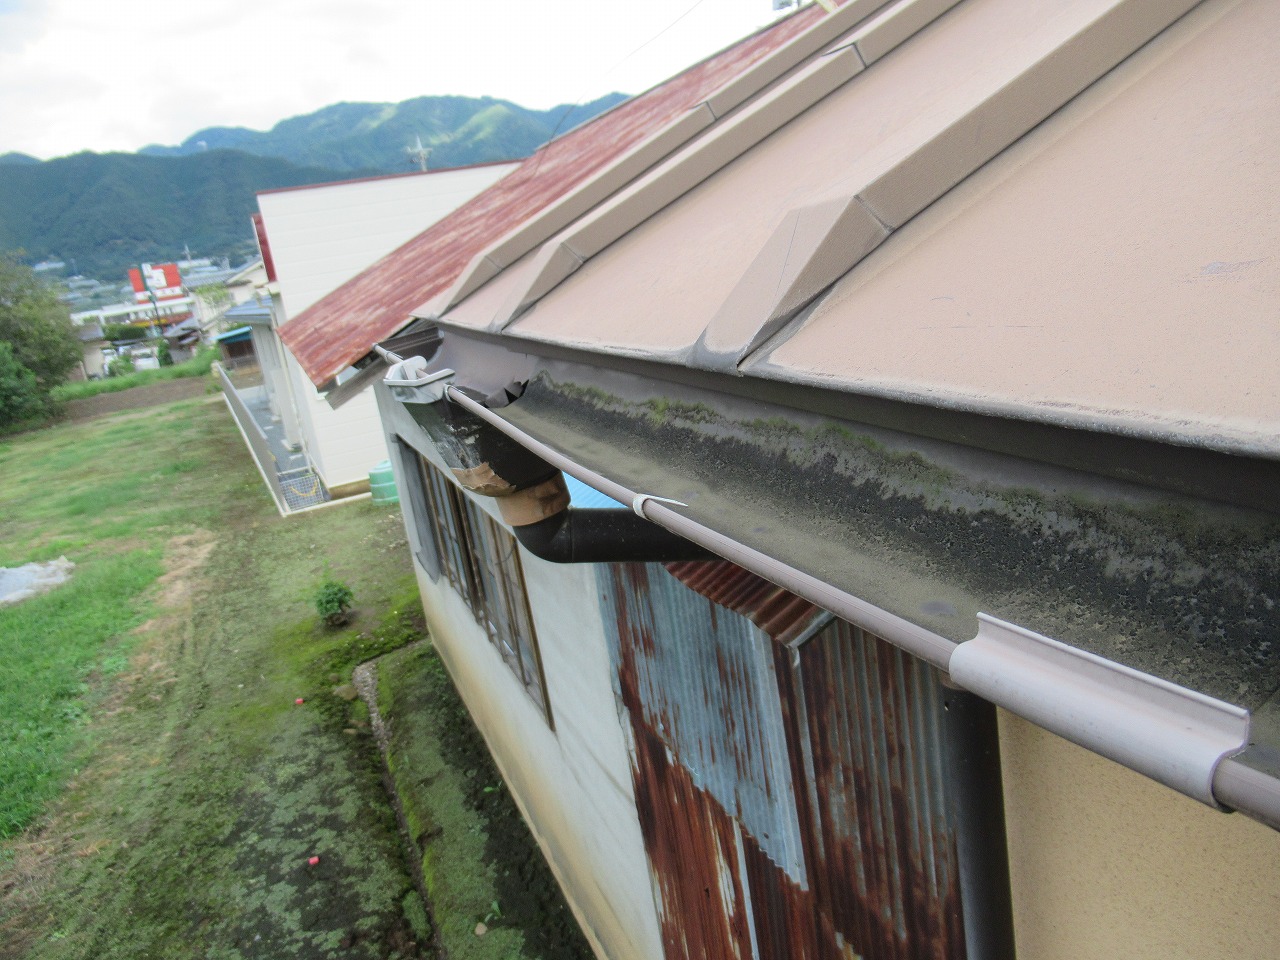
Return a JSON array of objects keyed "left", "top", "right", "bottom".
[{"left": 524, "top": 374, "right": 1280, "bottom": 704}]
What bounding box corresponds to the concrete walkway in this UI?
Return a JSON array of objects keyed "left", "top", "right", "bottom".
[{"left": 216, "top": 365, "right": 332, "bottom": 513}]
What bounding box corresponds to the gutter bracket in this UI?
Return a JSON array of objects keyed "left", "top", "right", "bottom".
[
  {"left": 383, "top": 357, "right": 455, "bottom": 405},
  {"left": 949, "top": 614, "right": 1250, "bottom": 807},
  {"left": 632, "top": 493, "right": 688, "bottom": 518}
]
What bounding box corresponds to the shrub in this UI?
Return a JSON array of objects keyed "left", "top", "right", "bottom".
[
  {"left": 107, "top": 355, "right": 136, "bottom": 378},
  {"left": 103, "top": 322, "right": 149, "bottom": 342},
  {"left": 0, "top": 342, "right": 46, "bottom": 427},
  {"left": 315, "top": 579, "right": 354, "bottom": 627}
]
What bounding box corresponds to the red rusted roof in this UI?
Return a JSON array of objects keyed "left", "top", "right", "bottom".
[
  {"left": 664, "top": 559, "right": 822, "bottom": 645},
  {"left": 278, "top": 6, "right": 829, "bottom": 386}
]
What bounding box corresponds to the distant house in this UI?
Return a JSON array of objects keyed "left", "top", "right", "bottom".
[
  {"left": 68, "top": 322, "right": 107, "bottom": 380},
  {"left": 69, "top": 296, "right": 193, "bottom": 330},
  {"left": 232, "top": 162, "right": 517, "bottom": 499},
  {"left": 186, "top": 259, "right": 268, "bottom": 340},
  {"left": 284, "top": 1, "right": 1280, "bottom": 959}
]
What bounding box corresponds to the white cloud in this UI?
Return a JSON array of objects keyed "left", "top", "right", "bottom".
[{"left": 0, "top": 0, "right": 782, "bottom": 159}]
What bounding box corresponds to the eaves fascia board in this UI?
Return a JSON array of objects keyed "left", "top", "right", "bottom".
[
  {"left": 323, "top": 325, "right": 444, "bottom": 410},
  {"left": 430, "top": 321, "right": 1280, "bottom": 515},
  {"left": 424, "top": 0, "right": 896, "bottom": 319}
]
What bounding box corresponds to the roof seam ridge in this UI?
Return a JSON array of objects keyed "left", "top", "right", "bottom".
[
  {"left": 438, "top": 0, "right": 892, "bottom": 323},
  {"left": 490, "top": 45, "right": 866, "bottom": 328}
]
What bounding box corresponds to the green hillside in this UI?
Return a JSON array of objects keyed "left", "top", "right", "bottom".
[
  {"left": 0, "top": 92, "right": 628, "bottom": 281},
  {"left": 0, "top": 151, "right": 367, "bottom": 278},
  {"left": 138, "top": 93, "right": 629, "bottom": 172}
]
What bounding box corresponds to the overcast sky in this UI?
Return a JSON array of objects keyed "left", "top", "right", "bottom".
[{"left": 0, "top": 0, "right": 792, "bottom": 160}]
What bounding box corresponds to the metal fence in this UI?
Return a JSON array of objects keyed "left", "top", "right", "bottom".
[{"left": 214, "top": 361, "right": 288, "bottom": 514}]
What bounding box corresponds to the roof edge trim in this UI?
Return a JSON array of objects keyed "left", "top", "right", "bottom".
[
  {"left": 741, "top": 357, "right": 1280, "bottom": 463},
  {"left": 254, "top": 159, "right": 521, "bottom": 198}
]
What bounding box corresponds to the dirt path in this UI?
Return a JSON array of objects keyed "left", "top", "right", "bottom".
[{"left": 61, "top": 377, "right": 211, "bottom": 424}]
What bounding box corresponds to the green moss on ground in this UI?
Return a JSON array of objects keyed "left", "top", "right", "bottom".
[{"left": 377, "top": 644, "right": 593, "bottom": 960}]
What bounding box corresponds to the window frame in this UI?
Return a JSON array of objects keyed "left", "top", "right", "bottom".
[{"left": 415, "top": 454, "right": 552, "bottom": 726}]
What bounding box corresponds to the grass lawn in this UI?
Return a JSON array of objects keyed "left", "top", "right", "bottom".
[{"left": 0, "top": 398, "right": 429, "bottom": 958}]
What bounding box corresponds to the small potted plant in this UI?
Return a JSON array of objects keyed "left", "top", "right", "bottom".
[{"left": 315, "top": 578, "right": 354, "bottom": 627}]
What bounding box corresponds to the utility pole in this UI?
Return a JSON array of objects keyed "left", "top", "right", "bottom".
[{"left": 407, "top": 136, "right": 432, "bottom": 173}]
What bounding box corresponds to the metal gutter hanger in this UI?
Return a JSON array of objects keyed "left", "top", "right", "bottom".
[{"left": 950, "top": 615, "right": 1250, "bottom": 807}]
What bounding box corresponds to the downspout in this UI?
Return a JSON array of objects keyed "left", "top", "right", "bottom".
[
  {"left": 507, "top": 474, "right": 714, "bottom": 563},
  {"left": 381, "top": 352, "right": 710, "bottom": 563},
  {"left": 443, "top": 384, "right": 1280, "bottom": 833}
]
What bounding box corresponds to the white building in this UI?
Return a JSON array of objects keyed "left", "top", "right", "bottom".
[{"left": 249, "top": 162, "right": 518, "bottom": 497}]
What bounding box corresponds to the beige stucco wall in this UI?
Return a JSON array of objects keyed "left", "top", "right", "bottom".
[{"left": 999, "top": 709, "right": 1280, "bottom": 960}]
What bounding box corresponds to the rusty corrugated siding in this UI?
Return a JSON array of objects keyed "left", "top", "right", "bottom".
[
  {"left": 278, "top": 7, "right": 830, "bottom": 385},
  {"left": 606, "top": 563, "right": 812, "bottom": 880},
  {"left": 630, "top": 721, "right": 756, "bottom": 960},
  {"left": 783, "top": 619, "right": 965, "bottom": 960},
  {"left": 666, "top": 560, "right": 823, "bottom": 645},
  {"left": 602, "top": 561, "right": 966, "bottom": 960}
]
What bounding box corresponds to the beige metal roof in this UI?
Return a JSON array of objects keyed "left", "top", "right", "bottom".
[
  {"left": 279, "top": 0, "right": 891, "bottom": 385},
  {"left": 437, "top": 0, "right": 1277, "bottom": 455},
  {"left": 752, "top": 0, "right": 1280, "bottom": 453}
]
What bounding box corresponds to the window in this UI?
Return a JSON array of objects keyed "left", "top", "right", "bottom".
[
  {"left": 416, "top": 455, "right": 551, "bottom": 725},
  {"left": 393, "top": 438, "right": 439, "bottom": 578}
]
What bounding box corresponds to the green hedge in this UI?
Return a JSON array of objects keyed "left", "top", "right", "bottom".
[{"left": 51, "top": 347, "right": 217, "bottom": 402}]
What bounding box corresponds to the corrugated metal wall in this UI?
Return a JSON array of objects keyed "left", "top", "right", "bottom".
[
  {"left": 606, "top": 563, "right": 812, "bottom": 880},
  {"left": 783, "top": 619, "right": 964, "bottom": 960},
  {"left": 601, "top": 561, "right": 965, "bottom": 960}
]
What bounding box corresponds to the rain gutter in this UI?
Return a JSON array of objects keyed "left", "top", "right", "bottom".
[
  {"left": 444, "top": 384, "right": 1280, "bottom": 833},
  {"left": 381, "top": 347, "right": 710, "bottom": 564}
]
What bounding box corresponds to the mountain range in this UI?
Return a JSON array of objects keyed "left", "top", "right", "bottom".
[
  {"left": 139, "top": 94, "right": 627, "bottom": 172},
  {"left": 0, "top": 93, "right": 626, "bottom": 281}
]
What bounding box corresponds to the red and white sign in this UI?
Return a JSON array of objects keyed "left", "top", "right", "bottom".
[{"left": 129, "top": 263, "right": 184, "bottom": 304}]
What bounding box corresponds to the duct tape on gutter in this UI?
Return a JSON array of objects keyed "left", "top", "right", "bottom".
[
  {"left": 440, "top": 386, "right": 1263, "bottom": 818},
  {"left": 950, "top": 615, "right": 1249, "bottom": 807}
]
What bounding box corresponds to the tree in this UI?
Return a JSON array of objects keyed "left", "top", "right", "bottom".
[
  {"left": 0, "top": 256, "right": 80, "bottom": 399},
  {"left": 0, "top": 341, "right": 43, "bottom": 427},
  {"left": 103, "top": 322, "right": 148, "bottom": 342}
]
